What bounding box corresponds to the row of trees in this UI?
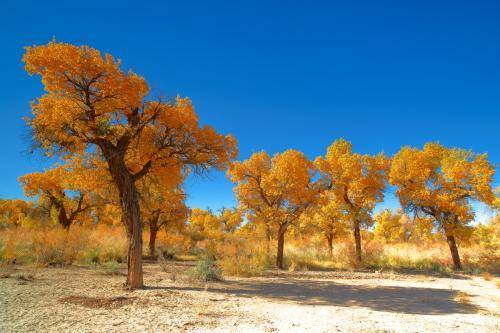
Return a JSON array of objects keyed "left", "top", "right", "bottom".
[
  {"left": 18, "top": 41, "right": 497, "bottom": 288},
  {"left": 227, "top": 140, "right": 496, "bottom": 270}
]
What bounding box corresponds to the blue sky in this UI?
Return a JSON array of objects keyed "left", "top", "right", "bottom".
[{"left": 1, "top": 0, "right": 498, "bottom": 222}]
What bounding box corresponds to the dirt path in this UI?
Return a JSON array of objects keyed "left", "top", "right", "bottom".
[{"left": 0, "top": 263, "right": 498, "bottom": 332}]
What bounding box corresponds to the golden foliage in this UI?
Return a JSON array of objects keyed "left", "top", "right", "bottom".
[{"left": 389, "top": 143, "right": 495, "bottom": 237}]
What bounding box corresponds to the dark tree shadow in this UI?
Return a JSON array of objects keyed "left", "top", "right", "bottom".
[{"left": 165, "top": 278, "right": 480, "bottom": 315}]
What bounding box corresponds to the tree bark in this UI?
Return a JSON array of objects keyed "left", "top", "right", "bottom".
[
  {"left": 276, "top": 224, "right": 287, "bottom": 269},
  {"left": 353, "top": 221, "right": 362, "bottom": 264},
  {"left": 149, "top": 215, "right": 159, "bottom": 257},
  {"left": 326, "top": 233, "right": 333, "bottom": 258},
  {"left": 446, "top": 234, "right": 462, "bottom": 270},
  {"left": 58, "top": 208, "right": 71, "bottom": 230},
  {"left": 102, "top": 146, "right": 143, "bottom": 289}
]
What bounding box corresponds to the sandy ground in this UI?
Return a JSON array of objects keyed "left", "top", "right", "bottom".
[{"left": 0, "top": 261, "right": 498, "bottom": 333}]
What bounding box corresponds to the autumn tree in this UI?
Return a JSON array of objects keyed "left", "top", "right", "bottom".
[
  {"left": 218, "top": 207, "right": 243, "bottom": 234},
  {"left": 187, "top": 208, "right": 223, "bottom": 243},
  {"left": 228, "top": 150, "right": 318, "bottom": 269},
  {"left": 373, "top": 209, "right": 405, "bottom": 243},
  {"left": 139, "top": 175, "right": 189, "bottom": 256},
  {"left": 23, "top": 41, "right": 237, "bottom": 288},
  {"left": 374, "top": 209, "right": 435, "bottom": 243},
  {"left": 19, "top": 156, "right": 101, "bottom": 229},
  {"left": 0, "top": 199, "right": 36, "bottom": 227},
  {"left": 301, "top": 194, "right": 349, "bottom": 257},
  {"left": 389, "top": 143, "right": 495, "bottom": 270},
  {"left": 315, "top": 139, "right": 389, "bottom": 264}
]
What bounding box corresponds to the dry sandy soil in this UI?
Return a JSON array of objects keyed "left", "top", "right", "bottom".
[{"left": 0, "top": 261, "right": 498, "bottom": 332}]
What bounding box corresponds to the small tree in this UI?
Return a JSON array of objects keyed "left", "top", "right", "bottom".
[
  {"left": 315, "top": 139, "right": 389, "bottom": 264},
  {"left": 140, "top": 175, "right": 188, "bottom": 257},
  {"left": 373, "top": 209, "right": 405, "bottom": 243},
  {"left": 228, "top": 150, "right": 317, "bottom": 269},
  {"left": 302, "top": 194, "right": 349, "bottom": 257},
  {"left": 19, "top": 156, "right": 99, "bottom": 229},
  {"left": 23, "top": 41, "right": 237, "bottom": 288},
  {"left": 389, "top": 143, "right": 495, "bottom": 270}
]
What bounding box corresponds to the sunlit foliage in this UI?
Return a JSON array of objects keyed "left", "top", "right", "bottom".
[
  {"left": 22, "top": 40, "right": 237, "bottom": 287},
  {"left": 389, "top": 143, "right": 495, "bottom": 269},
  {"left": 315, "top": 139, "right": 390, "bottom": 264},
  {"left": 228, "top": 150, "right": 318, "bottom": 268}
]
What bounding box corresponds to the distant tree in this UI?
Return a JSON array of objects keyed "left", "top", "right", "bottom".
[
  {"left": 389, "top": 143, "right": 495, "bottom": 270},
  {"left": 315, "top": 139, "right": 389, "bottom": 264},
  {"left": 373, "top": 209, "right": 405, "bottom": 243},
  {"left": 19, "top": 156, "right": 101, "bottom": 229},
  {"left": 139, "top": 174, "right": 188, "bottom": 256},
  {"left": 302, "top": 194, "right": 349, "bottom": 257},
  {"left": 0, "top": 199, "right": 34, "bottom": 227},
  {"left": 22, "top": 41, "right": 237, "bottom": 288},
  {"left": 187, "top": 208, "right": 221, "bottom": 245},
  {"left": 228, "top": 150, "right": 318, "bottom": 269},
  {"left": 218, "top": 207, "right": 243, "bottom": 234}
]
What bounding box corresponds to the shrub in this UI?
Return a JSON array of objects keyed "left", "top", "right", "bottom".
[
  {"left": 188, "top": 257, "right": 221, "bottom": 282},
  {"left": 102, "top": 260, "right": 122, "bottom": 275},
  {"left": 218, "top": 237, "right": 270, "bottom": 277}
]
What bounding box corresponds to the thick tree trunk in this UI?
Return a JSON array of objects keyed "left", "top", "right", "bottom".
[
  {"left": 276, "top": 225, "right": 287, "bottom": 269},
  {"left": 353, "top": 221, "right": 362, "bottom": 264},
  {"left": 446, "top": 235, "right": 462, "bottom": 270},
  {"left": 149, "top": 217, "right": 159, "bottom": 257},
  {"left": 58, "top": 209, "right": 71, "bottom": 230},
  {"left": 123, "top": 183, "right": 143, "bottom": 289},
  {"left": 326, "top": 233, "right": 333, "bottom": 258},
  {"left": 102, "top": 147, "right": 144, "bottom": 289}
]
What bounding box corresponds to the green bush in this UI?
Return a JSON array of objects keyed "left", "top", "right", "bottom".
[{"left": 188, "top": 257, "right": 222, "bottom": 282}]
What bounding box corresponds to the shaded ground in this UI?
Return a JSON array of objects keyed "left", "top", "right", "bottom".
[{"left": 0, "top": 262, "right": 498, "bottom": 332}]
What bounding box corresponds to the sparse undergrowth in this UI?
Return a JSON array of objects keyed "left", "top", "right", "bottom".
[{"left": 0, "top": 225, "right": 498, "bottom": 278}]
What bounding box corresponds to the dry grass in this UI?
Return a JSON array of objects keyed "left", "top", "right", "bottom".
[
  {"left": 217, "top": 236, "right": 270, "bottom": 277},
  {"left": 454, "top": 291, "right": 472, "bottom": 305},
  {"left": 1, "top": 225, "right": 498, "bottom": 277}
]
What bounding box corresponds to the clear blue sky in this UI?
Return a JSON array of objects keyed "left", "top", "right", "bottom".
[{"left": 1, "top": 0, "right": 498, "bottom": 221}]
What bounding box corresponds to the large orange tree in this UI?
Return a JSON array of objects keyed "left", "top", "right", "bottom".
[
  {"left": 315, "top": 139, "right": 389, "bottom": 264},
  {"left": 228, "top": 150, "right": 317, "bottom": 269},
  {"left": 389, "top": 143, "right": 495, "bottom": 269},
  {"left": 23, "top": 41, "right": 237, "bottom": 288}
]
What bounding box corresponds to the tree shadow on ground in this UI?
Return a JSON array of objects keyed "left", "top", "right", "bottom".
[{"left": 166, "top": 278, "right": 480, "bottom": 315}]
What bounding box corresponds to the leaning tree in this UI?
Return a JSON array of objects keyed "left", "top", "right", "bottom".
[
  {"left": 389, "top": 142, "right": 495, "bottom": 270},
  {"left": 23, "top": 41, "right": 237, "bottom": 288}
]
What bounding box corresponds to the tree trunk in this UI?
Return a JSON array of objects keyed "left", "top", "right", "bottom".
[
  {"left": 446, "top": 234, "right": 462, "bottom": 270},
  {"left": 123, "top": 184, "right": 143, "bottom": 289},
  {"left": 326, "top": 233, "right": 333, "bottom": 258},
  {"left": 276, "top": 224, "right": 287, "bottom": 269},
  {"left": 353, "top": 221, "right": 362, "bottom": 264},
  {"left": 103, "top": 148, "right": 144, "bottom": 289},
  {"left": 58, "top": 209, "right": 71, "bottom": 230},
  {"left": 149, "top": 216, "right": 159, "bottom": 257}
]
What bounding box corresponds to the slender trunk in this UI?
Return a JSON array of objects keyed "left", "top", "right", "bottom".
[
  {"left": 446, "top": 234, "right": 462, "bottom": 270},
  {"left": 353, "top": 221, "right": 362, "bottom": 264},
  {"left": 265, "top": 223, "right": 271, "bottom": 257},
  {"left": 276, "top": 224, "right": 287, "bottom": 269},
  {"left": 149, "top": 216, "right": 159, "bottom": 257},
  {"left": 326, "top": 233, "right": 333, "bottom": 258}
]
